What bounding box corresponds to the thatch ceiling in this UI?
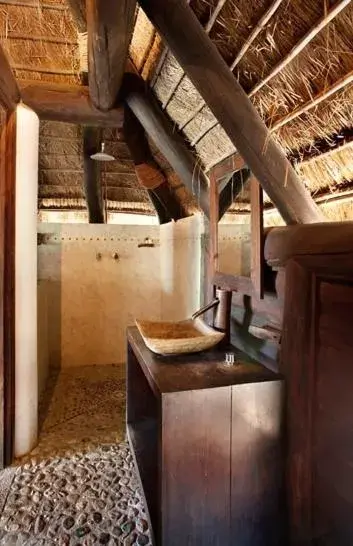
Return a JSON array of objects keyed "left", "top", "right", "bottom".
[{"left": 1, "top": 0, "right": 353, "bottom": 218}]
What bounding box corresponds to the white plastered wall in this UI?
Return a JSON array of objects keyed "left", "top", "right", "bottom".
[
  {"left": 37, "top": 216, "right": 202, "bottom": 368},
  {"left": 14, "top": 104, "right": 39, "bottom": 457}
]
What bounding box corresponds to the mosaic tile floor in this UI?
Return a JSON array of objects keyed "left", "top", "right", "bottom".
[{"left": 0, "top": 365, "right": 152, "bottom": 545}]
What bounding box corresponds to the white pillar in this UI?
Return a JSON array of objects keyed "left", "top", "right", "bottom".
[{"left": 14, "top": 104, "right": 39, "bottom": 457}]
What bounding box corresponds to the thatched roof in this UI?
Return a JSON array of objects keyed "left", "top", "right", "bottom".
[{"left": 2, "top": 0, "right": 353, "bottom": 219}]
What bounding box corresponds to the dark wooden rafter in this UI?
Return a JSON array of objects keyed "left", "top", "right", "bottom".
[
  {"left": 139, "top": 0, "right": 322, "bottom": 224},
  {"left": 0, "top": 44, "right": 20, "bottom": 110},
  {"left": 19, "top": 81, "right": 124, "bottom": 127},
  {"left": 181, "top": 0, "right": 351, "bottom": 139},
  {"left": 123, "top": 104, "right": 185, "bottom": 223},
  {"left": 86, "top": 0, "right": 136, "bottom": 111},
  {"left": 82, "top": 127, "right": 105, "bottom": 223},
  {"left": 122, "top": 72, "right": 210, "bottom": 217}
]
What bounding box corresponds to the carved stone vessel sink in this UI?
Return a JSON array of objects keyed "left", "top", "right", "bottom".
[{"left": 135, "top": 317, "right": 224, "bottom": 355}]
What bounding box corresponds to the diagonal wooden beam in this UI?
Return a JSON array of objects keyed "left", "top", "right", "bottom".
[
  {"left": 162, "top": 0, "right": 228, "bottom": 109},
  {"left": 19, "top": 81, "right": 124, "bottom": 127},
  {"left": 186, "top": 0, "right": 352, "bottom": 143},
  {"left": 218, "top": 169, "right": 250, "bottom": 219},
  {"left": 123, "top": 104, "right": 185, "bottom": 223},
  {"left": 180, "top": 0, "right": 283, "bottom": 131},
  {"left": 230, "top": 0, "right": 284, "bottom": 71},
  {"left": 0, "top": 44, "right": 20, "bottom": 110},
  {"left": 139, "top": 0, "right": 323, "bottom": 224},
  {"left": 122, "top": 72, "right": 210, "bottom": 217},
  {"left": 181, "top": 0, "right": 284, "bottom": 130},
  {"left": 86, "top": 0, "right": 137, "bottom": 111}
]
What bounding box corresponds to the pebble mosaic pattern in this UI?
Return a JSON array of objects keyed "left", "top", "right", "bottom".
[{"left": 0, "top": 365, "right": 152, "bottom": 545}]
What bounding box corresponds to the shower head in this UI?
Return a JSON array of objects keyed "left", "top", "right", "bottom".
[{"left": 90, "top": 142, "right": 115, "bottom": 162}]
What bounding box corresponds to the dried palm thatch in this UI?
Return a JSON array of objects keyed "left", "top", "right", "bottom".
[
  {"left": 151, "top": 0, "right": 353, "bottom": 185},
  {"left": 295, "top": 141, "right": 353, "bottom": 194},
  {"left": 0, "top": 0, "right": 80, "bottom": 84}
]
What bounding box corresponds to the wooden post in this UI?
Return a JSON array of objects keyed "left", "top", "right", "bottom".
[
  {"left": 19, "top": 81, "right": 124, "bottom": 127},
  {"left": 250, "top": 176, "right": 264, "bottom": 299},
  {"left": 0, "top": 109, "right": 16, "bottom": 466},
  {"left": 0, "top": 44, "right": 20, "bottom": 110},
  {"left": 86, "top": 0, "right": 136, "bottom": 111},
  {"left": 83, "top": 127, "right": 105, "bottom": 224},
  {"left": 138, "top": 0, "right": 324, "bottom": 225}
]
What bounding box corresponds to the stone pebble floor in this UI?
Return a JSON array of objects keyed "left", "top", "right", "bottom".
[{"left": 0, "top": 365, "right": 152, "bottom": 545}]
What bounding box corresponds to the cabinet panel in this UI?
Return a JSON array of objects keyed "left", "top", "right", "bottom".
[{"left": 162, "top": 388, "right": 231, "bottom": 546}]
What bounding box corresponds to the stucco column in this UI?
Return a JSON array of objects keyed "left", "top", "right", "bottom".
[{"left": 14, "top": 104, "right": 39, "bottom": 457}]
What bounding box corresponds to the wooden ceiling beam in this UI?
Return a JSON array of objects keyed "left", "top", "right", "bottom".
[
  {"left": 0, "top": 43, "right": 20, "bottom": 110},
  {"left": 139, "top": 0, "right": 323, "bottom": 224},
  {"left": 123, "top": 104, "right": 185, "bottom": 223},
  {"left": 86, "top": 0, "right": 136, "bottom": 111},
  {"left": 19, "top": 81, "right": 124, "bottom": 127},
  {"left": 122, "top": 68, "right": 209, "bottom": 217},
  {"left": 125, "top": 84, "right": 210, "bottom": 218}
]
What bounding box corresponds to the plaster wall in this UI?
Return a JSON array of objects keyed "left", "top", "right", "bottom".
[
  {"left": 218, "top": 223, "right": 251, "bottom": 277},
  {"left": 38, "top": 216, "right": 202, "bottom": 369}
]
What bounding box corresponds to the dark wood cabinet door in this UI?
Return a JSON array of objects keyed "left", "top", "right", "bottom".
[{"left": 282, "top": 255, "right": 353, "bottom": 546}]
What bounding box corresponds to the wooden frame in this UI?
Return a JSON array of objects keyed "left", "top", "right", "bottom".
[
  {"left": 0, "top": 108, "right": 16, "bottom": 467},
  {"left": 282, "top": 253, "right": 353, "bottom": 545},
  {"left": 209, "top": 168, "right": 265, "bottom": 298}
]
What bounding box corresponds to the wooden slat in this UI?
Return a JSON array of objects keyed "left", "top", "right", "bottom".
[
  {"left": 138, "top": 0, "right": 323, "bottom": 224},
  {"left": 249, "top": 0, "right": 353, "bottom": 98},
  {"left": 0, "top": 0, "right": 66, "bottom": 8},
  {"left": 86, "top": 0, "right": 136, "bottom": 111},
  {"left": 0, "top": 109, "right": 16, "bottom": 466},
  {"left": 250, "top": 176, "right": 264, "bottom": 299},
  {"left": 0, "top": 45, "right": 20, "bottom": 110},
  {"left": 230, "top": 0, "right": 284, "bottom": 70},
  {"left": 19, "top": 81, "right": 124, "bottom": 127}
]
